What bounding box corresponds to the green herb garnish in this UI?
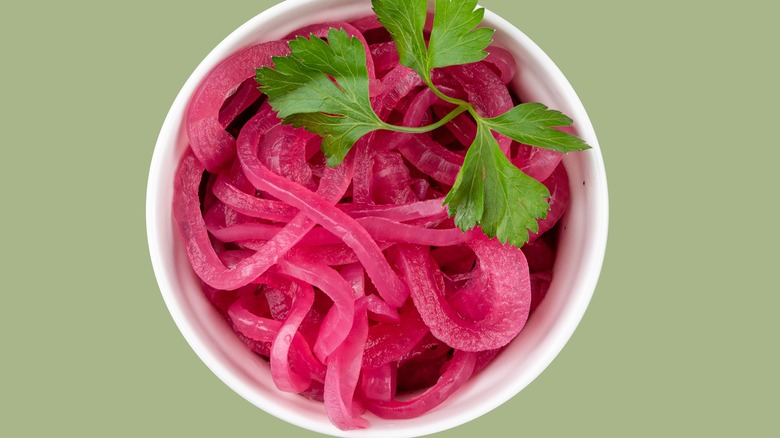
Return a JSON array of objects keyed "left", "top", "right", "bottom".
[{"left": 256, "top": 0, "right": 590, "bottom": 247}]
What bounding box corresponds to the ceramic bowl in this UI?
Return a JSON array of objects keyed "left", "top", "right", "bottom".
[{"left": 146, "top": 1, "right": 608, "bottom": 436}]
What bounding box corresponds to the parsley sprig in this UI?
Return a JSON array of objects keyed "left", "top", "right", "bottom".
[{"left": 256, "top": 0, "right": 590, "bottom": 247}]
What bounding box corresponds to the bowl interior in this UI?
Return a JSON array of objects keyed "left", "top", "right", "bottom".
[{"left": 146, "top": 0, "right": 607, "bottom": 436}]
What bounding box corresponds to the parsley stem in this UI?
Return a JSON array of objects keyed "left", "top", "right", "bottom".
[
  {"left": 424, "top": 77, "right": 472, "bottom": 109},
  {"left": 379, "top": 105, "right": 468, "bottom": 134}
]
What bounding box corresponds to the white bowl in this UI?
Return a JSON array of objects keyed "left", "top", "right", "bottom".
[{"left": 146, "top": 0, "right": 608, "bottom": 436}]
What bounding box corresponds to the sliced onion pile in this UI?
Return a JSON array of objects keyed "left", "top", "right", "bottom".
[{"left": 173, "top": 15, "right": 569, "bottom": 430}]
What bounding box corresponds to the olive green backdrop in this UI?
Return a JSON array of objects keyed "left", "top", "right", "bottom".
[{"left": 2, "top": 0, "right": 777, "bottom": 436}]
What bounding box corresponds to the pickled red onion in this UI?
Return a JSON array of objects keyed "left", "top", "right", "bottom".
[{"left": 172, "top": 13, "right": 572, "bottom": 430}]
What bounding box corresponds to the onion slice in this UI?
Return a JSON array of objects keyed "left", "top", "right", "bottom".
[{"left": 393, "top": 236, "right": 532, "bottom": 352}]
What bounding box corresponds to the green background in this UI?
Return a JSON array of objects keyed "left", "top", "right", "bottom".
[{"left": 2, "top": 0, "right": 778, "bottom": 436}]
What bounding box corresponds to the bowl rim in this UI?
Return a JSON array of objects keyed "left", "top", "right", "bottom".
[{"left": 146, "top": 0, "right": 608, "bottom": 436}]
